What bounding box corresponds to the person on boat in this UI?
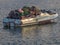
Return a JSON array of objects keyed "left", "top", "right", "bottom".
[
  {"left": 18, "top": 9, "right": 25, "bottom": 19},
  {"left": 22, "top": 6, "right": 30, "bottom": 17},
  {"left": 8, "top": 10, "right": 21, "bottom": 19},
  {"left": 30, "top": 6, "right": 40, "bottom": 17},
  {"left": 14, "top": 10, "right": 22, "bottom": 19},
  {"left": 8, "top": 10, "right": 14, "bottom": 18}
]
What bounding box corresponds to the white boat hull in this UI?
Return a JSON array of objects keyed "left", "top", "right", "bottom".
[{"left": 21, "top": 13, "right": 58, "bottom": 25}]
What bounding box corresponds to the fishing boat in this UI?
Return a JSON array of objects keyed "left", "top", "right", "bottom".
[{"left": 3, "top": 6, "right": 58, "bottom": 27}]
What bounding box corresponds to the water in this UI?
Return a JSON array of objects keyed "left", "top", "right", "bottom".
[{"left": 0, "top": 0, "right": 60, "bottom": 45}]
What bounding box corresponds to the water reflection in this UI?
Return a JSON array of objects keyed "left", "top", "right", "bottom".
[
  {"left": 3, "top": 26, "right": 22, "bottom": 35},
  {"left": 3, "top": 23, "right": 58, "bottom": 45}
]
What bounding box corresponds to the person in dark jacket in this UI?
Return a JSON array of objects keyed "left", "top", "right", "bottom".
[
  {"left": 8, "top": 10, "right": 15, "bottom": 18},
  {"left": 8, "top": 10, "right": 21, "bottom": 19}
]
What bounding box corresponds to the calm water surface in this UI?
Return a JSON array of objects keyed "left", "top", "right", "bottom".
[{"left": 0, "top": 0, "right": 60, "bottom": 45}]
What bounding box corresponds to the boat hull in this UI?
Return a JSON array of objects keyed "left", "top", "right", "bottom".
[{"left": 3, "top": 13, "right": 58, "bottom": 27}]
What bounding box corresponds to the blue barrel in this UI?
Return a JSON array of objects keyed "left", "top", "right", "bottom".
[
  {"left": 8, "top": 18, "right": 15, "bottom": 23},
  {"left": 3, "top": 18, "right": 9, "bottom": 23},
  {"left": 3, "top": 18, "right": 9, "bottom": 27},
  {"left": 15, "top": 19, "right": 21, "bottom": 25},
  {"left": 3, "top": 17, "right": 22, "bottom": 26},
  {"left": 8, "top": 19, "right": 15, "bottom": 26}
]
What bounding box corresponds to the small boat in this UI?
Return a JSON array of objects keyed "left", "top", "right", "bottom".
[
  {"left": 3, "top": 12, "right": 58, "bottom": 27},
  {"left": 3, "top": 6, "right": 58, "bottom": 27}
]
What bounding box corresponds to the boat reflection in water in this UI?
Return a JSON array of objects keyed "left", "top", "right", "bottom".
[{"left": 3, "top": 23, "right": 56, "bottom": 45}]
